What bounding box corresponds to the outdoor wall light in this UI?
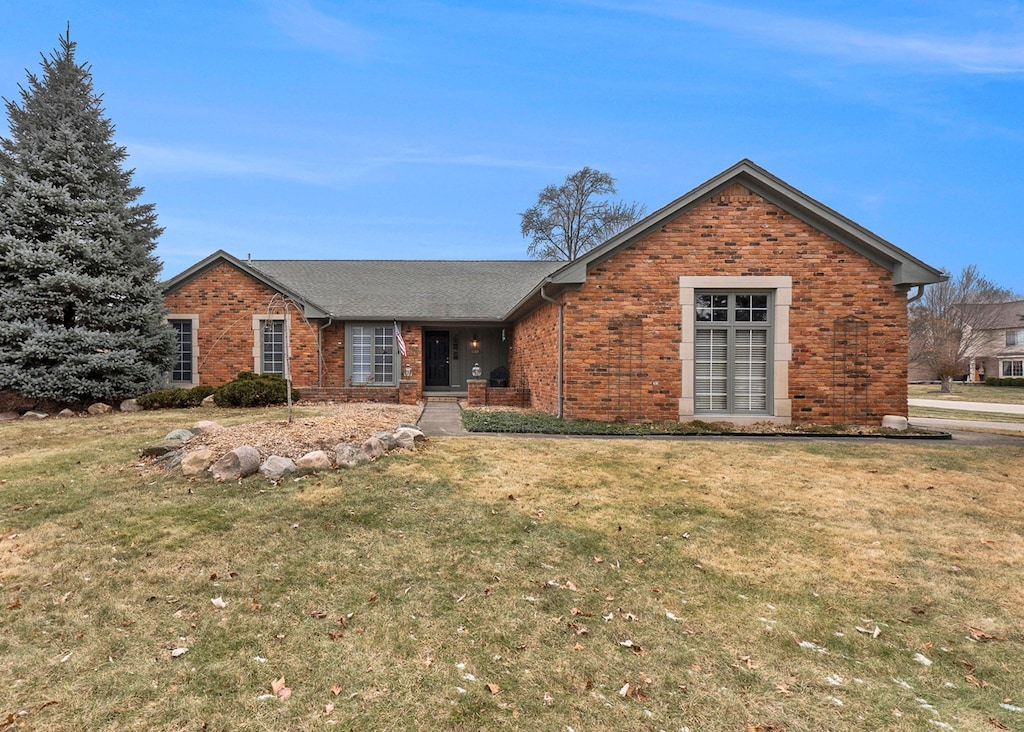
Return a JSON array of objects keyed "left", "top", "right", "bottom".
[{"left": 471, "top": 363, "right": 482, "bottom": 378}]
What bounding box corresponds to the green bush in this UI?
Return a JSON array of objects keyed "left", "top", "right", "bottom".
[
  {"left": 985, "top": 377, "right": 1024, "bottom": 387},
  {"left": 136, "top": 385, "right": 216, "bottom": 410},
  {"left": 212, "top": 372, "right": 300, "bottom": 408}
]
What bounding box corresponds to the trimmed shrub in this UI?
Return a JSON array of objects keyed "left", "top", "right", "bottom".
[
  {"left": 985, "top": 377, "right": 1024, "bottom": 387},
  {"left": 136, "top": 385, "right": 216, "bottom": 410},
  {"left": 213, "top": 372, "right": 300, "bottom": 408}
]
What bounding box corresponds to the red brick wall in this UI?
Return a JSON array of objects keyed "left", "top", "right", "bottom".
[
  {"left": 164, "top": 262, "right": 327, "bottom": 388},
  {"left": 165, "top": 263, "right": 426, "bottom": 394},
  {"left": 515, "top": 183, "right": 908, "bottom": 425},
  {"left": 509, "top": 298, "right": 560, "bottom": 414}
]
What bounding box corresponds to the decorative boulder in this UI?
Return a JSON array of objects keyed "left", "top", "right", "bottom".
[
  {"left": 393, "top": 430, "right": 420, "bottom": 450},
  {"left": 181, "top": 448, "right": 216, "bottom": 476},
  {"left": 87, "top": 402, "right": 113, "bottom": 415},
  {"left": 120, "top": 398, "right": 141, "bottom": 413},
  {"left": 395, "top": 426, "right": 426, "bottom": 443},
  {"left": 881, "top": 415, "right": 909, "bottom": 430},
  {"left": 361, "top": 436, "right": 386, "bottom": 460},
  {"left": 191, "top": 420, "right": 223, "bottom": 434},
  {"left": 210, "top": 446, "right": 261, "bottom": 481},
  {"left": 158, "top": 450, "right": 185, "bottom": 470},
  {"left": 21, "top": 411, "right": 48, "bottom": 420},
  {"left": 335, "top": 443, "right": 370, "bottom": 469},
  {"left": 165, "top": 428, "right": 195, "bottom": 442},
  {"left": 57, "top": 409, "right": 77, "bottom": 419},
  {"left": 260, "top": 455, "right": 297, "bottom": 481},
  {"left": 372, "top": 431, "right": 398, "bottom": 450},
  {"left": 142, "top": 440, "right": 185, "bottom": 457},
  {"left": 201, "top": 395, "right": 217, "bottom": 408},
  {"left": 296, "top": 450, "right": 332, "bottom": 474}
]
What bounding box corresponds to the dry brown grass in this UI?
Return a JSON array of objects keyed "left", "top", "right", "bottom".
[{"left": 1, "top": 411, "right": 1022, "bottom": 730}]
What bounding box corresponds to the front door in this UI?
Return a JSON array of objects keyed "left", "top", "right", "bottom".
[{"left": 424, "top": 330, "right": 450, "bottom": 387}]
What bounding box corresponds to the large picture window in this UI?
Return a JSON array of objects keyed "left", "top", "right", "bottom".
[
  {"left": 348, "top": 324, "right": 396, "bottom": 385},
  {"left": 694, "top": 292, "right": 772, "bottom": 414}
]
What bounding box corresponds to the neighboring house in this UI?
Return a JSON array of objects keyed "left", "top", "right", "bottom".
[
  {"left": 163, "top": 159, "right": 945, "bottom": 425},
  {"left": 960, "top": 300, "right": 1024, "bottom": 382}
]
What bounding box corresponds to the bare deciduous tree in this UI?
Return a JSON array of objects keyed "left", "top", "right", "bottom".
[
  {"left": 520, "top": 167, "right": 645, "bottom": 261},
  {"left": 908, "top": 265, "right": 1016, "bottom": 392}
]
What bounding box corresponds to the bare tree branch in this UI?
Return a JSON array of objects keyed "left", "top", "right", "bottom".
[{"left": 520, "top": 167, "right": 646, "bottom": 261}]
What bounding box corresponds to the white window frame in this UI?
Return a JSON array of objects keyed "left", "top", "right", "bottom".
[
  {"left": 1002, "top": 359, "right": 1024, "bottom": 377},
  {"left": 167, "top": 314, "right": 199, "bottom": 386},
  {"left": 252, "top": 315, "right": 288, "bottom": 376},
  {"left": 346, "top": 323, "right": 399, "bottom": 386},
  {"left": 1006, "top": 330, "right": 1024, "bottom": 347},
  {"left": 679, "top": 276, "right": 792, "bottom": 425}
]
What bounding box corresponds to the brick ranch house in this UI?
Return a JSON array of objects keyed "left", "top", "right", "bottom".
[{"left": 163, "top": 160, "right": 945, "bottom": 425}]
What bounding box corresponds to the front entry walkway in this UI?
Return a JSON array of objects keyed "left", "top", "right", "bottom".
[
  {"left": 417, "top": 401, "right": 468, "bottom": 437},
  {"left": 909, "top": 399, "right": 1024, "bottom": 415}
]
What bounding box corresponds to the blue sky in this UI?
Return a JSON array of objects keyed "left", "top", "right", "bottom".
[{"left": 2, "top": 1, "right": 1023, "bottom": 293}]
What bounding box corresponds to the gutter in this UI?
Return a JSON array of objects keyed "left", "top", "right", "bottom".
[{"left": 539, "top": 281, "right": 564, "bottom": 419}]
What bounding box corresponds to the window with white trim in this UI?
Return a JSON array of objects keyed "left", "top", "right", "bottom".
[
  {"left": 1002, "top": 360, "right": 1024, "bottom": 377},
  {"left": 694, "top": 292, "right": 771, "bottom": 413},
  {"left": 1007, "top": 330, "right": 1024, "bottom": 347},
  {"left": 348, "top": 324, "right": 396, "bottom": 385},
  {"left": 259, "top": 319, "right": 285, "bottom": 375},
  {"left": 168, "top": 316, "right": 198, "bottom": 385}
]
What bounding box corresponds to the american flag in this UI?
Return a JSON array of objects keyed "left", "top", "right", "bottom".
[{"left": 394, "top": 321, "right": 407, "bottom": 357}]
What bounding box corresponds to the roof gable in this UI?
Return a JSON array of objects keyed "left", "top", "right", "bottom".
[{"left": 547, "top": 159, "right": 946, "bottom": 289}]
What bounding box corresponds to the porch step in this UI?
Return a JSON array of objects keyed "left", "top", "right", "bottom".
[{"left": 425, "top": 395, "right": 461, "bottom": 403}]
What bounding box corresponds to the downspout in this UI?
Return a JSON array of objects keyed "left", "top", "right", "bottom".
[
  {"left": 540, "top": 282, "right": 564, "bottom": 419},
  {"left": 906, "top": 285, "right": 925, "bottom": 304},
  {"left": 319, "top": 318, "right": 334, "bottom": 388}
]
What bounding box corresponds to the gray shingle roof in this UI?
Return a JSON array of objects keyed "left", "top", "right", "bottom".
[
  {"left": 248, "top": 259, "right": 563, "bottom": 320},
  {"left": 960, "top": 300, "right": 1024, "bottom": 329}
]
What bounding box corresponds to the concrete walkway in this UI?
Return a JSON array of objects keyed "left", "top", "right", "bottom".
[
  {"left": 910, "top": 416, "right": 1024, "bottom": 434},
  {"left": 416, "top": 401, "right": 468, "bottom": 437},
  {"left": 909, "top": 398, "right": 1024, "bottom": 415}
]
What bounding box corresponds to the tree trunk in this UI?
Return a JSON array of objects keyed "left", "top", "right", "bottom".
[{"left": 941, "top": 376, "right": 954, "bottom": 394}]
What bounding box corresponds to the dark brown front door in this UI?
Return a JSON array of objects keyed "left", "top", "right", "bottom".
[{"left": 424, "top": 331, "right": 450, "bottom": 387}]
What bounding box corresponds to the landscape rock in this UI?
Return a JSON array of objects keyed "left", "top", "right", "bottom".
[
  {"left": 881, "top": 415, "right": 909, "bottom": 430},
  {"left": 201, "top": 395, "right": 217, "bottom": 408},
  {"left": 361, "top": 436, "right": 386, "bottom": 460},
  {"left": 0, "top": 411, "right": 19, "bottom": 422},
  {"left": 191, "top": 420, "right": 223, "bottom": 434},
  {"left": 21, "top": 411, "right": 48, "bottom": 420},
  {"left": 373, "top": 431, "right": 398, "bottom": 450},
  {"left": 57, "top": 409, "right": 77, "bottom": 419},
  {"left": 260, "top": 455, "right": 297, "bottom": 481},
  {"left": 395, "top": 426, "right": 426, "bottom": 443},
  {"left": 87, "top": 402, "right": 113, "bottom": 415},
  {"left": 120, "top": 398, "right": 141, "bottom": 413},
  {"left": 158, "top": 450, "right": 185, "bottom": 470},
  {"left": 210, "top": 445, "right": 261, "bottom": 481},
  {"left": 335, "top": 443, "right": 370, "bottom": 468},
  {"left": 393, "top": 431, "right": 415, "bottom": 450},
  {"left": 165, "top": 428, "right": 195, "bottom": 442},
  {"left": 295, "top": 450, "right": 332, "bottom": 473},
  {"left": 142, "top": 440, "right": 185, "bottom": 457},
  {"left": 181, "top": 448, "right": 216, "bottom": 475}
]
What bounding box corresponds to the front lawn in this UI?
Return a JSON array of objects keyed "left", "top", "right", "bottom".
[
  {"left": 1, "top": 410, "right": 1021, "bottom": 730},
  {"left": 909, "top": 383, "right": 1024, "bottom": 405}
]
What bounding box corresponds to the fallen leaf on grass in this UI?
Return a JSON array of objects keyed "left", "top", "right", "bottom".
[
  {"left": 325, "top": 702, "right": 335, "bottom": 715},
  {"left": 969, "top": 627, "right": 1006, "bottom": 642},
  {"left": 210, "top": 596, "right": 226, "bottom": 609},
  {"left": 855, "top": 625, "right": 882, "bottom": 638},
  {"left": 618, "top": 639, "right": 646, "bottom": 655},
  {"left": 543, "top": 691, "right": 554, "bottom": 706},
  {"left": 271, "top": 677, "right": 292, "bottom": 700},
  {"left": 330, "top": 684, "right": 342, "bottom": 696},
  {"left": 966, "top": 675, "right": 989, "bottom": 688},
  {"left": 913, "top": 653, "right": 932, "bottom": 667},
  {"left": 988, "top": 719, "right": 1009, "bottom": 730},
  {"left": 734, "top": 655, "right": 761, "bottom": 670},
  {"left": 486, "top": 683, "right": 501, "bottom": 695},
  {"left": 170, "top": 647, "right": 188, "bottom": 658}
]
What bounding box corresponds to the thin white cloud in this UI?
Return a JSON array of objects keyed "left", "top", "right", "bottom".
[
  {"left": 127, "top": 142, "right": 562, "bottom": 184},
  {"left": 267, "top": 0, "right": 377, "bottom": 57},
  {"left": 594, "top": 0, "right": 1024, "bottom": 73}
]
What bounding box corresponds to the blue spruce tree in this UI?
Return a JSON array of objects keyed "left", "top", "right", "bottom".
[{"left": 0, "top": 30, "right": 172, "bottom": 405}]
